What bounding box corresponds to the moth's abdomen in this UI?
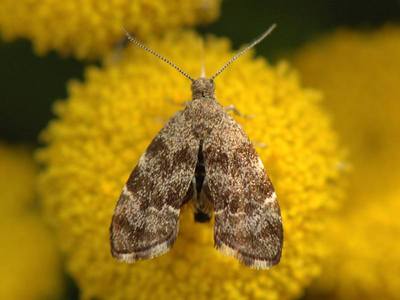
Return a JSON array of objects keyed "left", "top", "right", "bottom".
[
  {"left": 194, "top": 210, "right": 211, "bottom": 223},
  {"left": 192, "top": 141, "right": 213, "bottom": 223}
]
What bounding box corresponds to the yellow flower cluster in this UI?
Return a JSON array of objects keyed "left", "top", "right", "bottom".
[
  {"left": 0, "top": 0, "right": 221, "bottom": 59},
  {"left": 37, "top": 31, "right": 344, "bottom": 300},
  {"left": 293, "top": 26, "right": 400, "bottom": 300},
  {"left": 310, "top": 192, "right": 400, "bottom": 300},
  {"left": 293, "top": 26, "right": 400, "bottom": 201},
  {"left": 0, "top": 143, "right": 63, "bottom": 300}
]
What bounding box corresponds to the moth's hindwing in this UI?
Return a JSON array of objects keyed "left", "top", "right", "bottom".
[
  {"left": 203, "top": 113, "right": 283, "bottom": 269},
  {"left": 110, "top": 110, "right": 198, "bottom": 262}
]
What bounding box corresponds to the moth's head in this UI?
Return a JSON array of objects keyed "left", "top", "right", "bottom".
[{"left": 191, "top": 78, "right": 215, "bottom": 99}]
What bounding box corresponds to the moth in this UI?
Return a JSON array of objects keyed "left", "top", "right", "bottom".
[{"left": 110, "top": 24, "right": 283, "bottom": 269}]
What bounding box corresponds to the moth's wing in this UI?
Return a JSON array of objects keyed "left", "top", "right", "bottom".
[
  {"left": 110, "top": 110, "right": 198, "bottom": 262},
  {"left": 203, "top": 113, "right": 283, "bottom": 269}
]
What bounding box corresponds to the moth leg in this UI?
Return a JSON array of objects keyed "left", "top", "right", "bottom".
[
  {"left": 193, "top": 178, "right": 212, "bottom": 223},
  {"left": 109, "top": 35, "right": 130, "bottom": 63},
  {"left": 253, "top": 142, "right": 267, "bottom": 149},
  {"left": 224, "top": 104, "right": 254, "bottom": 119}
]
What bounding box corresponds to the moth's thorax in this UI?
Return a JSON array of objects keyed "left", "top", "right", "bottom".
[
  {"left": 184, "top": 97, "right": 224, "bottom": 140},
  {"left": 191, "top": 78, "right": 215, "bottom": 100}
]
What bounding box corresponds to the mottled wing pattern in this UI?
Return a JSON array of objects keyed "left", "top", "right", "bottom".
[
  {"left": 203, "top": 113, "right": 283, "bottom": 269},
  {"left": 110, "top": 110, "right": 198, "bottom": 262}
]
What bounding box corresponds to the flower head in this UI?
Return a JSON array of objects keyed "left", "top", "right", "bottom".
[
  {"left": 38, "top": 30, "right": 344, "bottom": 300},
  {"left": 0, "top": 0, "right": 221, "bottom": 59},
  {"left": 0, "top": 143, "right": 63, "bottom": 300},
  {"left": 293, "top": 25, "right": 400, "bottom": 201},
  {"left": 293, "top": 26, "right": 400, "bottom": 300},
  {"left": 308, "top": 192, "right": 400, "bottom": 300}
]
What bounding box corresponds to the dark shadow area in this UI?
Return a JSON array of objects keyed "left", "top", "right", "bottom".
[
  {"left": 0, "top": 39, "right": 85, "bottom": 144},
  {"left": 199, "top": 0, "right": 400, "bottom": 59}
]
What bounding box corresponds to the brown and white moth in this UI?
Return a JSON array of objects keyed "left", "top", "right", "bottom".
[{"left": 110, "top": 24, "right": 283, "bottom": 269}]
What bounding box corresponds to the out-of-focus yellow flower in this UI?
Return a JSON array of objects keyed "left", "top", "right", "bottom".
[
  {"left": 293, "top": 26, "right": 400, "bottom": 300},
  {"left": 0, "top": 144, "right": 63, "bottom": 300},
  {"left": 0, "top": 215, "right": 64, "bottom": 300},
  {"left": 293, "top": 25, "right": 400, "bottom": 201},
  {"left": 0, "top": 0, "right": 221, "bottom": 59},
  {"left": 37, "top": 30, "right": 344, "bottom": 300},
  {"left": 308, "top": 192, "right": 400, "bottom": 300},
  {"left": 0, "top": 144, "right": 36, "bottom": 214}
]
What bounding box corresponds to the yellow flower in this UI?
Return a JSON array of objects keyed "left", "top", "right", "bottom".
[
  {"left": 293, "top": 26, "right": 400, "bottom": 300},
  {"left": 0, "top": 144, "right": 63, "bottom": 300},
  {"left": 37, "top": 30, "right": 344, "bottom": 300},
  {"left": 307, "top": 192, "right": 400, "bottom": 300},
  {"left": 293, "top": 25, "right": 400, "bottom": 201},
  {"left": 0, "top": 0, "right": 221, "bottom": 59}
]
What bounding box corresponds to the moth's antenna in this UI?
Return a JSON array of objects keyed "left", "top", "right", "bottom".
[
  {"left": 123, "top": 28, "right": 194, "bottom": 82},
  {"left": 210, "top": 23, "right": 277, "bottom": 81}
]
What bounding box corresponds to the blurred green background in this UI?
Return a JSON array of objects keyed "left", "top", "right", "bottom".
[{"left": 1, "top": 0, "right": 399, "bottom": 144}]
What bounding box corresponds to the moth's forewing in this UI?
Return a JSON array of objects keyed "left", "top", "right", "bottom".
[
  {"left": 203, "top": 111, "right": 283, "bottom": 269},
  {"left": 110, "top": 110, "right": 199, "bottom": 262}
]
